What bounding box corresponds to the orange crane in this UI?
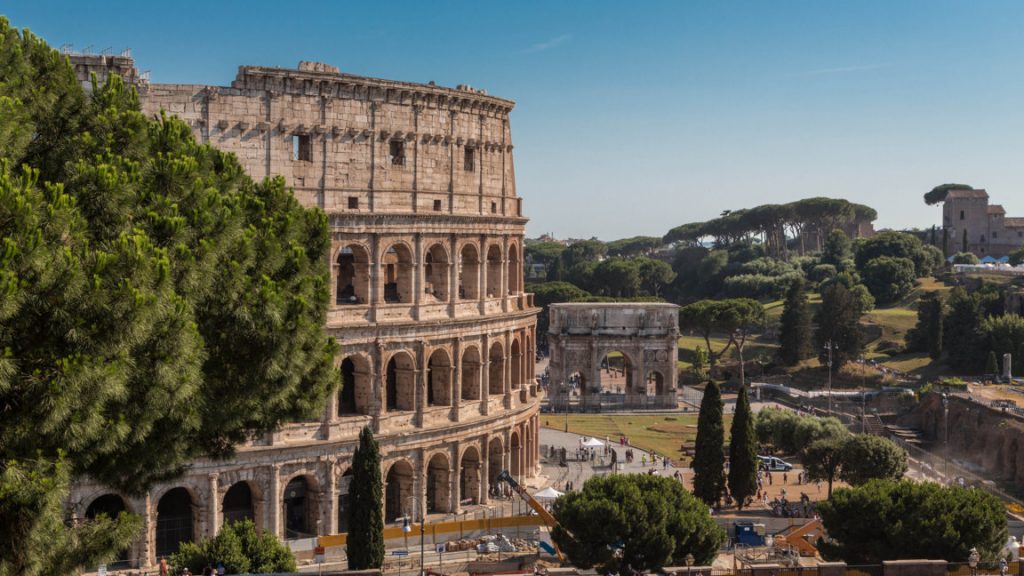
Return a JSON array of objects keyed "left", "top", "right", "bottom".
[{"left": 496, "top": 470, "right": 570, "bottom": 561}]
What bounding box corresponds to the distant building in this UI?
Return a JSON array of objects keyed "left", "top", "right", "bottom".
[{"left": 942, "top": 189, "right": 1024, "bottom": 256}]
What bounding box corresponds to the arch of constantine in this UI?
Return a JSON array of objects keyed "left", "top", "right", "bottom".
[
  {"left": 66, "top": 56, "right": 540, "bottom": 568},
  {"left": 547, "top": 303, "right": 680, "bottom": 411}
]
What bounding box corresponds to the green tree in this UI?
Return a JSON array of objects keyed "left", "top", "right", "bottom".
[
  {"left": 942, "top": 227, "right": 949, "bottom": 257},
  {"left": 818, "top": 480, "right": 1007, "bottom": 564},
  {"left": 815, "top": 283, "right": 864, "bottom": 369},
  {"left": 1010, "top": 245, "right": 1024, "bottom": 267},
  {"left": 951, "top": 252, "right": 980, "bottom": 265},
  {"left": 924, "top": 183, "right": 975, "bottom": 205},
  {"left": 591, "top": 257, "right": 641, "bottom": 298},
  {"left": 551, "top": 474, "right": 725, "bottom": 572},
  {"left": 985, "top": 350, "right": 999, "bottom": 376},
  {"left": 527, "top": 281, "right": 591, "bottom": 335},
  {"left": 728, "top": 386, "right": 758, "bottom": 510},
  {"left": 963, "top": 229, "right": 969, "bottom": 253},
  {"left": 545, "top": 254, "right": 565, "bottom": 282},
  {"left": 945, "top": 287, "right": 985, "bottom": 372},
  {"left": 861, "top": 256, "right": 916, "bottom": 305},
  {"left": 855, "top": 231, "right": 934, "bottom": 278},
  {"left": 606, "top": 236, "right": 662, "bottom": 257},
  {"left": 0, "top": 22, "right": 337, "bottom": 573},
  {"left": 692, "top": 381, "right": 725, "bottom": 505},
  {"left": 679, "top": 299, "right": 764, "bottom": 369},
  {"left": 840, "top": 435, "right": 908, "bottom": 486},
  {"left": 801, "top": 436, "right": 847, "bottom": 499},
  {"left": 778, "top": 279, "right": 812, "bottom": 366},
  {"left": 981, "top": 314, "right": 1024, "bottom": 367},
  {"left": 692, "top": 346, "right": 709, "bottom": 381},
  {"left": 906, "top": 291, "right": 945, "bottom": 359},
  {"left": 171, "top": 519, "right": 296, "bottom": 574},
  {"left": 755, "top": 407, "right": 800, "bottom": 451},
  {"left": 347, "top": 427, "right": 385, "bottom": 569},
  {"left": 821, "top": 230, "right": 852, "bottom": 268},
  {"left": 636, "top": 257, "right": 676, "bottom": 297}
]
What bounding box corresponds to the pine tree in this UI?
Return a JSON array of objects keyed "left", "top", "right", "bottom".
[
  {"left": 348, "top": 427, "right": 385, "bottom": 569},
  {"left": 779, "top": 279, "right": 812, "bottom": 366},
  {"left": 728, "top": 386, "right": 758, "bottom": 510},
  {"left": 692, "top": 381, "right": 725, "bottom": 506},
  {"left": 546, "top": 255, "right": 564, "bottom": 282},
  {"left": 945, "top": 287, "right": 984, "bottom": 373}
]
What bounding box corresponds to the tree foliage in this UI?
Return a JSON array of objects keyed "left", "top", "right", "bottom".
[
  {"left": 679, "top": 298, "right": 764, "bottom": 367},
  {"left": 924, "top": 183, "right": 975, "bottom": 206},
  {"left": 0, "top": 20, "right": 337, "bottom": 573},
  {"left": 779, "top": 279, "right": 812, "bottom": 366},
  {"left": 854, "top": 231, "right": 938, "bottom": 278},
  {"left": 860, "top": 256, "right": 916, "bottom": 305},
  {"left": 692, "top": 381, "right": 725, "bottom": 505},
  {"left": 906, "top": 291, "right": 944, "bottom": 359},
  {"left": 981, "top": 314, "right": 1024, "bottom": 369},
  {"left": 551, "top": 474, "right": 725, "bottom": 572},
  {"left": 819, "top": 480, "right": 1007, "bottom": 564},
  {"left": 347, "top": 427, "right": 385, "bottom": 569},
  {"left": 814, "top": 283, "right": 864, "bottom": 369},
  {"left": 840, "top": 435, "right": 908, "bottom": 487},
  {"left": 728, "top": 387, "right": 758, "bottom": 510},
  {"left": 171, "top": 519, "right": 295, "bottom": 575},
  {"left": 801, "top": 437, "right": 846, "bottom": 499},
  {"left": 944, "top": 287, "right": 985, "bottom": 373}
]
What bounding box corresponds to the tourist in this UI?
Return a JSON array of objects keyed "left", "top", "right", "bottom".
[
  {"left": 783, "top": 472, "right": 788, "bottom": 484},
  {"left": 159, "top": 557, "right": 168, "bottom": 576}
]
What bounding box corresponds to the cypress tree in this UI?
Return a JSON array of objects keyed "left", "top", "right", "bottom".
[
  {"left": 945, "top": 287, "right": 984, "bottom": 372},
  {"left": 942, "top": 227, "right": 949, "bottom": 257},
  {"left": 692, "top": 380, "right": 725, "bottom": 506},
  {"left": 963, "top": 229, "right": 969, "bottom": 253},
  {"left": 728, "top": 386, "right": 758, "bottom": 510},
  {"left": 348, "top": 427, "right": 385, "bottom": 569},
  {"left": 779, "top": 279, "right": 812, "bottom": 366},
  {"left": 814, "top": 283, "right": 864, "bottom": 369},
  {"left": 986, "top": 350, "right": 999, "bottom": 376},
  {"left": 924, "top": 294, "right": 944, "bottom": 360},
  {"left": 546, "top": 255, "right": 564, "bottom": 282}
]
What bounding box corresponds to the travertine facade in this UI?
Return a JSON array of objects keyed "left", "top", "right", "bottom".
[
  {"left": 67, "top": 57, "right": 540, "bottom": 568},
  {"left": 547, "top": 303, "right": 680, "bottom": 411}
]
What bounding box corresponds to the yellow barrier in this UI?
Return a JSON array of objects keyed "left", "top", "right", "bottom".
[{"left": 319, "top": 515, "right": 546, "bottom": 548}]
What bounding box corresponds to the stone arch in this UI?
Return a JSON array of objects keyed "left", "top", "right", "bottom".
[
  {"left": 222, "top": 481, "right": 260, "bottom": 527},
  {"left": 488, "top": 341, "right": 505, "bottom": 395},
  {"left": 423, "top": 243, "right": 450, "bottom": 302},
  {"left": 427, "top": 348, "right": 453, "bottom": 407},
  {"left": 459, "top": 445, "right": 482, "bottom": 505},
  {"left": 339, "top": 354, "right": 373, "bottom": 416},
  {"left": 510, "top": 338, "right": 522, "bottom": 390},
  {"left": 487, "top": 436, "right": 504, "bottom": 489},
  {"left": 382, "top": 242, "right": 414, "bottom": 304},
  {"left": 385, "top": 459, "right": 415, "bottom": 523},
  {"left": 507, "top": 242, "right": 521, "bottom": 294},
  {"left": 385, "top": 350, "right": 416, "bottom": 412},
  {"left": 598, "top": 350, "right": 635, "bottom": 394},
  {"left": 646, "top": 371, "right": 666, "bottom": 396},
  {"left": 458, "top": 243, "right": 480, "bottom": 300},
  {"left": 335, "top": 243, "right": 370, "bottom": 305},
  {"left": 426, "top": 452, "right": 452, "bottom": 514},
  {"left": 282, "top": 474, "right": 320, "bottom": 539},
  {"left": 86, "top": 494, "right": 131, "bottom": 564},
  {"left": 461, "top": 345, "right": 482, "bottom": 401},
  {"left": 485, "top": 244, "right": 503, "bottom": 298},
  {"left": 337, "top": 467, "right": 354, "bottom": 533},
  {"left": 156, "top": 486, "right": 198, "bottom": 558}
]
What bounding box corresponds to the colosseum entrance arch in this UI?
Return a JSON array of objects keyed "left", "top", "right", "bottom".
[{"left": 548, "top": 303, "right": 680, "bottom": 412}]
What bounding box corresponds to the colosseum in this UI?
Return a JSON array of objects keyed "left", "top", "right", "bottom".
[{"left": 66, "top": 55, "right": 541, "bottom": 568}]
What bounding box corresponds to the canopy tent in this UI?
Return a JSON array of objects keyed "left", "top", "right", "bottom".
[
  {"left": 582, "top": 437, "right": 605, "bottom": 448},
  {"left": 981, "top": 255, "right": 998, "bottom": 264},
  {"left": 534, "top": 487, "right": 564, "bottom": 500}
]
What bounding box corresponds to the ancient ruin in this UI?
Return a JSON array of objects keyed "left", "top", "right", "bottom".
[
  {"left": 547, "top": 303, "right": 680, "bottom": 411},
  {"left": 66, "top": 56, "right": 540, "bottom": 568}
]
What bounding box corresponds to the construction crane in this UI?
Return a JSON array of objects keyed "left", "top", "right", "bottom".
[{"left": 496, "top": 470, "right": 569, "bottom": 561}]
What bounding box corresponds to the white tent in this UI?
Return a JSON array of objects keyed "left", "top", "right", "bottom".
[
  {"left": 534, "top": 487, "right": 564, "bottom": 500},
  {"left": 582, "top": 437, "right": 604, "bottom": 448}
]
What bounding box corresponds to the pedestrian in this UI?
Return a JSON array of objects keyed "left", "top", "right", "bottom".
[
  {"left": 217, "top": 562, "right": 225, "bottom": 576},
  {"left": 1000, "top": 557, "right": 1008, "bottom": 576},
  {"left": 768, "top": 472, "right": 773, "bottom": 485},
  {"left": 783, "top": 472, "right": 788, "bottom": 484},
  {"left": 159, "top": 557, "right": 169, "bottom": 576}
]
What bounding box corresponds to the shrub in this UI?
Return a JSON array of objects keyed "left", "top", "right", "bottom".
[{"left": 171, "top": 519, "right": 295, "bottom": 575}]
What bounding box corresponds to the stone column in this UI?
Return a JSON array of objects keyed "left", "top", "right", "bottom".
[
  {"left": 417, "top": 340, "right": 428, "bottom": 427},
  {"left": 481, "top": 334, "right": 490, "bottom": 415},
  {"left": 503, "top": 331, "right": 513, "bottom": 409},
  {"left": 417, "top": 450, "right": 427, "bottom": 522},
  {"left": 370, "top": 235, "right": 382, "bottom": 313},
  {"left": 327, "top": 460, "right": 339, "bottom": 535},
  {"left": 501, "top": 236, "right": 510, "bottom": 312},
  {"left": 268, "top": 463, "right": 282, "bottom": 538},
  {"left": 452, "top": 338, "right": 463, "bottom": 421},
  {"left": 448, "top": 234, "right": 459, "bottom": 317},
  {"left": 478, "top": 235, "right": 487, "bottom": 314},
  {"left": 413, "top": 233, "right": 423, "bottom": 319},
  {"left": 207, "top": 473, "right": 220, "bottom": 538},
  {"left": 480, "top": 439, "right": 490, "bottom": 505},
  {"left": 142, "top": 493, "right": 155, "bottom": 568},
  {"left": 373, "top": 342, "right": 385, "bottom": 433}
]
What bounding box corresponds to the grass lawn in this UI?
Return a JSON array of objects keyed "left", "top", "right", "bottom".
[{"left": 540, "top": 413, "right": 733, "bottom": 464}]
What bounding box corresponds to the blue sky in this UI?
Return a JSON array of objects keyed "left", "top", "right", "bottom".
[{"left": 8, "top": 1, "right": 1024, "bottom": 240}]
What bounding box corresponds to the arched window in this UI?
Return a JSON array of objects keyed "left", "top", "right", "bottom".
[
  {"left": 488, "top": 342, "right": 505, "bottom": 395},
  {"left": 459, "top": 244, "right": 480, "bottom": 300},
  {"left": 427, "top": 349, "right": 452, "bottom": 407},
  {"left": 386, "top": 352, "right": 416, "bottom": 412},
  {"left": 424, "top": 244, "right": 450, "bottom": 302},
  {"left": 510, "top": 339, "right": 522, "bottom": 390},
  {"left": 385, "top": 461, "right": 414, "bottom": 523},
  {"left": 427, "top": 453, "right": 451, "bottom": 513},
  {"left": 486, "top": 245, "right": 502, "bottom": 298},
  {"left": 223, "top": 482, "right": 256, "bottom": 526},
  {"left": 283, "top": 476, "right": 318, "bottom": 539},
  {"left": 382, "top": 244, "right": 413, "bottom": 303},
  {"left": 156, "top": 488, "right": 194, "bottom": 557},
  {"left": 507, "top": 244, "right": 521, "bottom": 295},
  {"left": 461, "top": 346, "right": 481, "bottom": 401},
  {"left": 335, "top": 245, "right": 369, "bottom": 305}
]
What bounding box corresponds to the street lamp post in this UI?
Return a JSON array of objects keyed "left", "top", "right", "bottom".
[
  {"left": 860, "top": 356, "right": 866, "bottom": 433},
  {"left": 824, "top": 341, "right": 835, "bottom": 416},
  {"left": 942, "top": 393, "right": 950, "bottom": 482}
]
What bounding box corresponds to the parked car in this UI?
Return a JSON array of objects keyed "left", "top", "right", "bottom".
[{"left": 757, "top": 455, "right": 793, "bottom": 471}]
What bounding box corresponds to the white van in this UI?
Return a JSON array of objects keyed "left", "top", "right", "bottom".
[{"left": 757, "top": 455, "right": 793, "bottom": 472}]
